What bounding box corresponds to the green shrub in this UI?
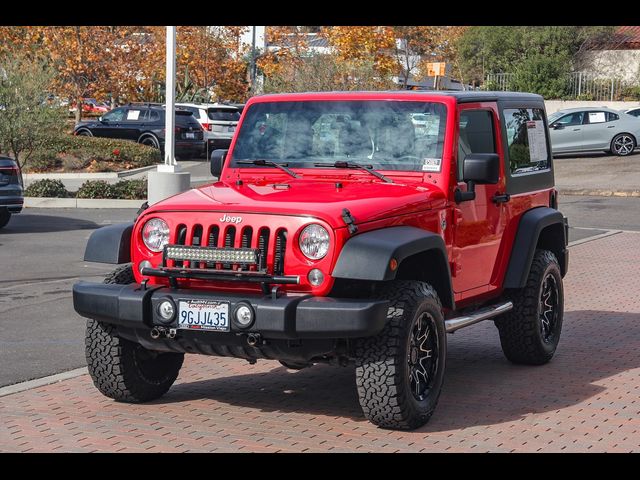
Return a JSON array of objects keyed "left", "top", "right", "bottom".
[
  {"left": 76, "top": 180, "right": 117, "bottom": 199},
  {"left": 24, "top": 179, "right": 69, "bottom": 198},
  {"left": 26, "top": 134, "right": 162, "bottom": 173},
  {"left": 111, "top": 179, "right": 147, "bottom": 200},
  {"left": 75, "top": 179, "right": 147, "bottom": 199}
]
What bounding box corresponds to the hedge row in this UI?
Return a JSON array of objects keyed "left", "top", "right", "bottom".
[
  {"left": 25, "top": 178, "right": 147, "bottom": 200},
  {"left": 27, "top": 134, "right": 161, "bottom": 173}
]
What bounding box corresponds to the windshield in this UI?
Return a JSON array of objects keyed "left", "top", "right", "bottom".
[
  {"left": 547, "top": 111, "right": 563, "bottom": 123},
  {"left": 230, "top": 100, "right": 448, "bottom": 172},
  {"left": 208, "top": 108, "right": 241, "bottom": 122}
]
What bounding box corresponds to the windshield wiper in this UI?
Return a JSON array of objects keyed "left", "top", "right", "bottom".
[
  {"left": 236, "top": 159, "right": 300, "bottom": 178},
  {"left": 313, "top": 161, "right": 393, "bottom": 183}
]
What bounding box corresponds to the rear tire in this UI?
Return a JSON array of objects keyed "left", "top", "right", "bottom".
[
  {"left": 85, "top": 264, "right": 184, "bottom": 403},
  {"left": 354, "top": 281, "right": 446, "bottom": 430},
  {"left": 611, "top": 133, "right": 636, "bottom": 156},
  {"left": 75, "top": 129, "right": 93, "bottom": 137},
  {"left": 495, "top": 250, "right": 564, "bottom": 365},
  {"left": 0, "top": 208, "right": 11, "bottom": 229}
]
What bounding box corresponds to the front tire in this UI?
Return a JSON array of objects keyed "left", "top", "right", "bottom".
[
  {"left": 85, "top": 264, "right": 184, "bottom": 402},
  {"left": 611, "top": 133, "right": 636, "bottom": 156},
  {"left": 354, "top": 281, "right": 446, "bottom": 430},
  {"left": 0, "top": 208, "right": 11, "bottom": 229},
  {"left": 138, "top": 134, "right": 160, "bottom": 150},
  {"left": 495, "top": 250, "right": 564, "bottom": 365}
]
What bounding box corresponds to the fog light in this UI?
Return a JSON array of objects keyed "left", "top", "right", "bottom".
[
  {"left": 308, "top": 269, "right": 324, "bottom": 286},
  {"left": 234, "top": 303, "right": 254, "bottom": 329},
  {"left": 139, "top": 260, "right": 153, "bottom": 274},
  {"left": 158, "top": 299, "right": 176, "bottom": 322}
]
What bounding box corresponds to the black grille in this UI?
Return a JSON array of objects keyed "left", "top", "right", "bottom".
[
  {"left": 167, "top": 222, "right": 287, "bottom": 275},
  {"left": 273, "top": 229, "right": 287, "bottom": 276}
]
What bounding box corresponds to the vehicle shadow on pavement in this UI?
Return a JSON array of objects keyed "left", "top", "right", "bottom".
[
  {"left": 0, "top": 214, "right": 100, "bottom": 234},
  {"left": 156, "top": 309, "right": 640, "bottom": 431}
]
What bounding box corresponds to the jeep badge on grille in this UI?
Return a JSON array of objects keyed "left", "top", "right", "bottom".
[{"left": 219, "top": 214, "right": 242, "bottom": 224}]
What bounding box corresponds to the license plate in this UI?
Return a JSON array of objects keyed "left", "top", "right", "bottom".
[
  {"left": 185, "top": 132, "right": 196, "bottom": 139},
  {"left": 177, "top": 300, "right": 229, "bottom": 331}
]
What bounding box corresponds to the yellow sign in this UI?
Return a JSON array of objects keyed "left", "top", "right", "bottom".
[{"left": 426, "top": 62, "right": 447, "bottom": 77}]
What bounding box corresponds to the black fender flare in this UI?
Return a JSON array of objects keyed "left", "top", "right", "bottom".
[
  {"left": 84, "top": 222, "right": 133, "bottom": 264},
  {"left": 503, "top": 207, "right": 568, "bottom": 289},
  {"left": 331, "top": 226, "right": 454, "bottom": 309}
]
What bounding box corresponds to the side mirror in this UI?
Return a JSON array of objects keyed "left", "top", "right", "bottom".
[
  {"left": 552, "top": 123, "right": 564, "bottom": 130},
  {"left": 455, "top": 153, "right": 500, "bottom": 203},
  {"left": 210, "top": 149, "right": 228, "bottom": 178}
]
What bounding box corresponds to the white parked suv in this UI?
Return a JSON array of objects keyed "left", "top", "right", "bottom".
[{"left": 175, "top": 103, "right": 241, "bottom": 154}]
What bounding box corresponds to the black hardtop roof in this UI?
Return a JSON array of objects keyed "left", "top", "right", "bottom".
[{"left": 256, "top": 90, "right": 545, "bottom": 104}]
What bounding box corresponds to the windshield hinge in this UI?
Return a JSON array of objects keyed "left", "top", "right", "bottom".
[{"left": 342, "top": 208, "right": 358, "bottom": 234}]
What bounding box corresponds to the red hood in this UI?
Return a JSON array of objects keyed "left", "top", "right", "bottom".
[{"left": 147, "top": 177, "right": 447, "bottom": 230}]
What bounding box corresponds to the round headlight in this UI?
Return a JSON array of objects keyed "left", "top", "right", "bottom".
[
  {"left": 299, "top": 224, "right": 330, "bottom": 260},
  {"left": 142, "top": 218, "right": 170, "bottom": 252}
]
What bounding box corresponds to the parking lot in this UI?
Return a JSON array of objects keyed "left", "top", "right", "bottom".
[
  {"left": 1, "top": 151, "right": 640, "bottom": 452},
  {"left": 1, "top": 225, "right": 639, "bottom": 452}
]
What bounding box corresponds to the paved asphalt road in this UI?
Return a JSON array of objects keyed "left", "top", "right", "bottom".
[{"left": 0, "top": 197, "right": 637, "bottom": 387}]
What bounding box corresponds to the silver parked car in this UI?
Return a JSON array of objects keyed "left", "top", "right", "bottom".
[{"left": 548, "top": 107, "right": 640, "bottom": 156}]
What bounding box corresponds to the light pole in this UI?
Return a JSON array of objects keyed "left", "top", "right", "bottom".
[{"left": 147, "top": 26, "right": 191, "bottom": 205}]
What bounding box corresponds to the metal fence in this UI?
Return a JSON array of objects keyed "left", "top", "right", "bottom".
[
  {"left": 567, "top": 72, "right": 624, "bottom": 101},
  {"left": 484, "top": 72, "right": 626, "bottom": 101}
]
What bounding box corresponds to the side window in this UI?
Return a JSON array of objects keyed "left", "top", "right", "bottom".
[
  {"left": 606, "top": 112, "right": 619, "bottom": 122},
  {"left": 504, "top": 108, "right": 549, "bottom": 174},
  {"left": 125, "top": 109, "right": 143, "bottom": 122},
  {"left": 555, "top": 112, "right": 584, "bottom": 126},
  {"left": 147, "top": 110, "right": 161, "bottom": 122},
  {"left": 587, "top": 111, "right": 607, "bottom": 124},
  {"left": 628, "top": 109, "right": 640, "bottom": 118},
  {"left": 458, "top": 110, "right": 496, "bottom": 180},
  {"left": 102, "top": 108, "right": 125, "bottom": 122}
]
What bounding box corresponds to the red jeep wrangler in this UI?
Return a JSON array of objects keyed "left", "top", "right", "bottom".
[{"left": 74, "top": 91, "right": 568, "bottom": 430}]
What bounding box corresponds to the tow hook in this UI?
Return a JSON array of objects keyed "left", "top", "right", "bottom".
[
  {"left": 150, "top": 327, "right": 178, "bottom": 340},
  {"left": 246, "top": 333, "right": 262, "bottom": 347}
]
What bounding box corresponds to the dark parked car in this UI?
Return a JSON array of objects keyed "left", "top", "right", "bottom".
[
  {"left": 0, "top": 156, "right": 23, "bottom": 229},
  {"left": 73, "top": 103, "right": 205, "bottom": 158}
]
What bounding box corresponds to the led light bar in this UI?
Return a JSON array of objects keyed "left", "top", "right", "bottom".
[{"left": 165, "top": 245, "right": 259, "bottom": 265}]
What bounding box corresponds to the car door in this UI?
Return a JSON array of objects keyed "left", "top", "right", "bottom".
[
  {"left": 452, "top": 104, "right": 506, "bottom": 293},
  {"left": 120, "top": 108, "right": 147, "bottom": 141},
  {"left": 549, "top": 111, "right": 584, "bottom": 153},
  {"left": 581, "top": 111, "right": 616, "bottom": 150},
  {"left": 92, "top": 107, "right": 126, "bottom": 137}
]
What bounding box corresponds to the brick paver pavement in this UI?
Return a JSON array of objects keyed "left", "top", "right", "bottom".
[{"left": 1, "top": 232, "right": 639, "bottom": 452}]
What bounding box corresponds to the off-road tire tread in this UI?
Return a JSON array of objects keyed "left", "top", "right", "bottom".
[
  {"left": 496, "top": 249, "right": 562, "bottom": 365},
  {"left": 355, "top": 281, "right": 444, "bottom": 430},
  {"left": 85, "top": 264, "right": 183, "bottom": 403}
]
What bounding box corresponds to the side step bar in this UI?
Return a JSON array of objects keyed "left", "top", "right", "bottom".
[{"left": 445, "top": 301, "right": 513, "bottom": 333}]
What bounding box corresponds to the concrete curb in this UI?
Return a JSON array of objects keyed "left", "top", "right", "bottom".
[
  {"left": 0, "top": 367, "right": 88, "bottom": 398},
  {"left": 25, "top": 197, "right": 143, "bottom": 208},
  {"left": 559, "top": 189, "right": 640, "bottom": 197},
  {"left": 23, "top": 164, "right": 158, "bottom": 181}
]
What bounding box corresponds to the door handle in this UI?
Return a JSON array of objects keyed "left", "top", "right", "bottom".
[
  {"left": 607, "top": 125, "right": 615, "bottom": 128},
  {"left": 572, "top": 128, "right": 581, "bottom": 131},
  {"left": 492, "top": 193, "right": 510, "bottom": 204}
]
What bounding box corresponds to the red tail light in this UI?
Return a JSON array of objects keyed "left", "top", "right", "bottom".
[{"left": 201, "top": 123, "right": 211, "bottom": 132}]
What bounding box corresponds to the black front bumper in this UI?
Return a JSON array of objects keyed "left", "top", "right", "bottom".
[{"left": 73, "top": 281, "right": 389, "bottom": 340}]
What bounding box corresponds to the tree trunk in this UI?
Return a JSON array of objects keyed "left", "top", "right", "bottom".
[{"left": 75, "top": 94, "right": 82, "bottom": 123}]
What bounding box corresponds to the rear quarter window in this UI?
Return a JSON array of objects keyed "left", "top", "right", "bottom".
[{"left": 504, "top": 108, "right": 550, "bottom": 175}]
